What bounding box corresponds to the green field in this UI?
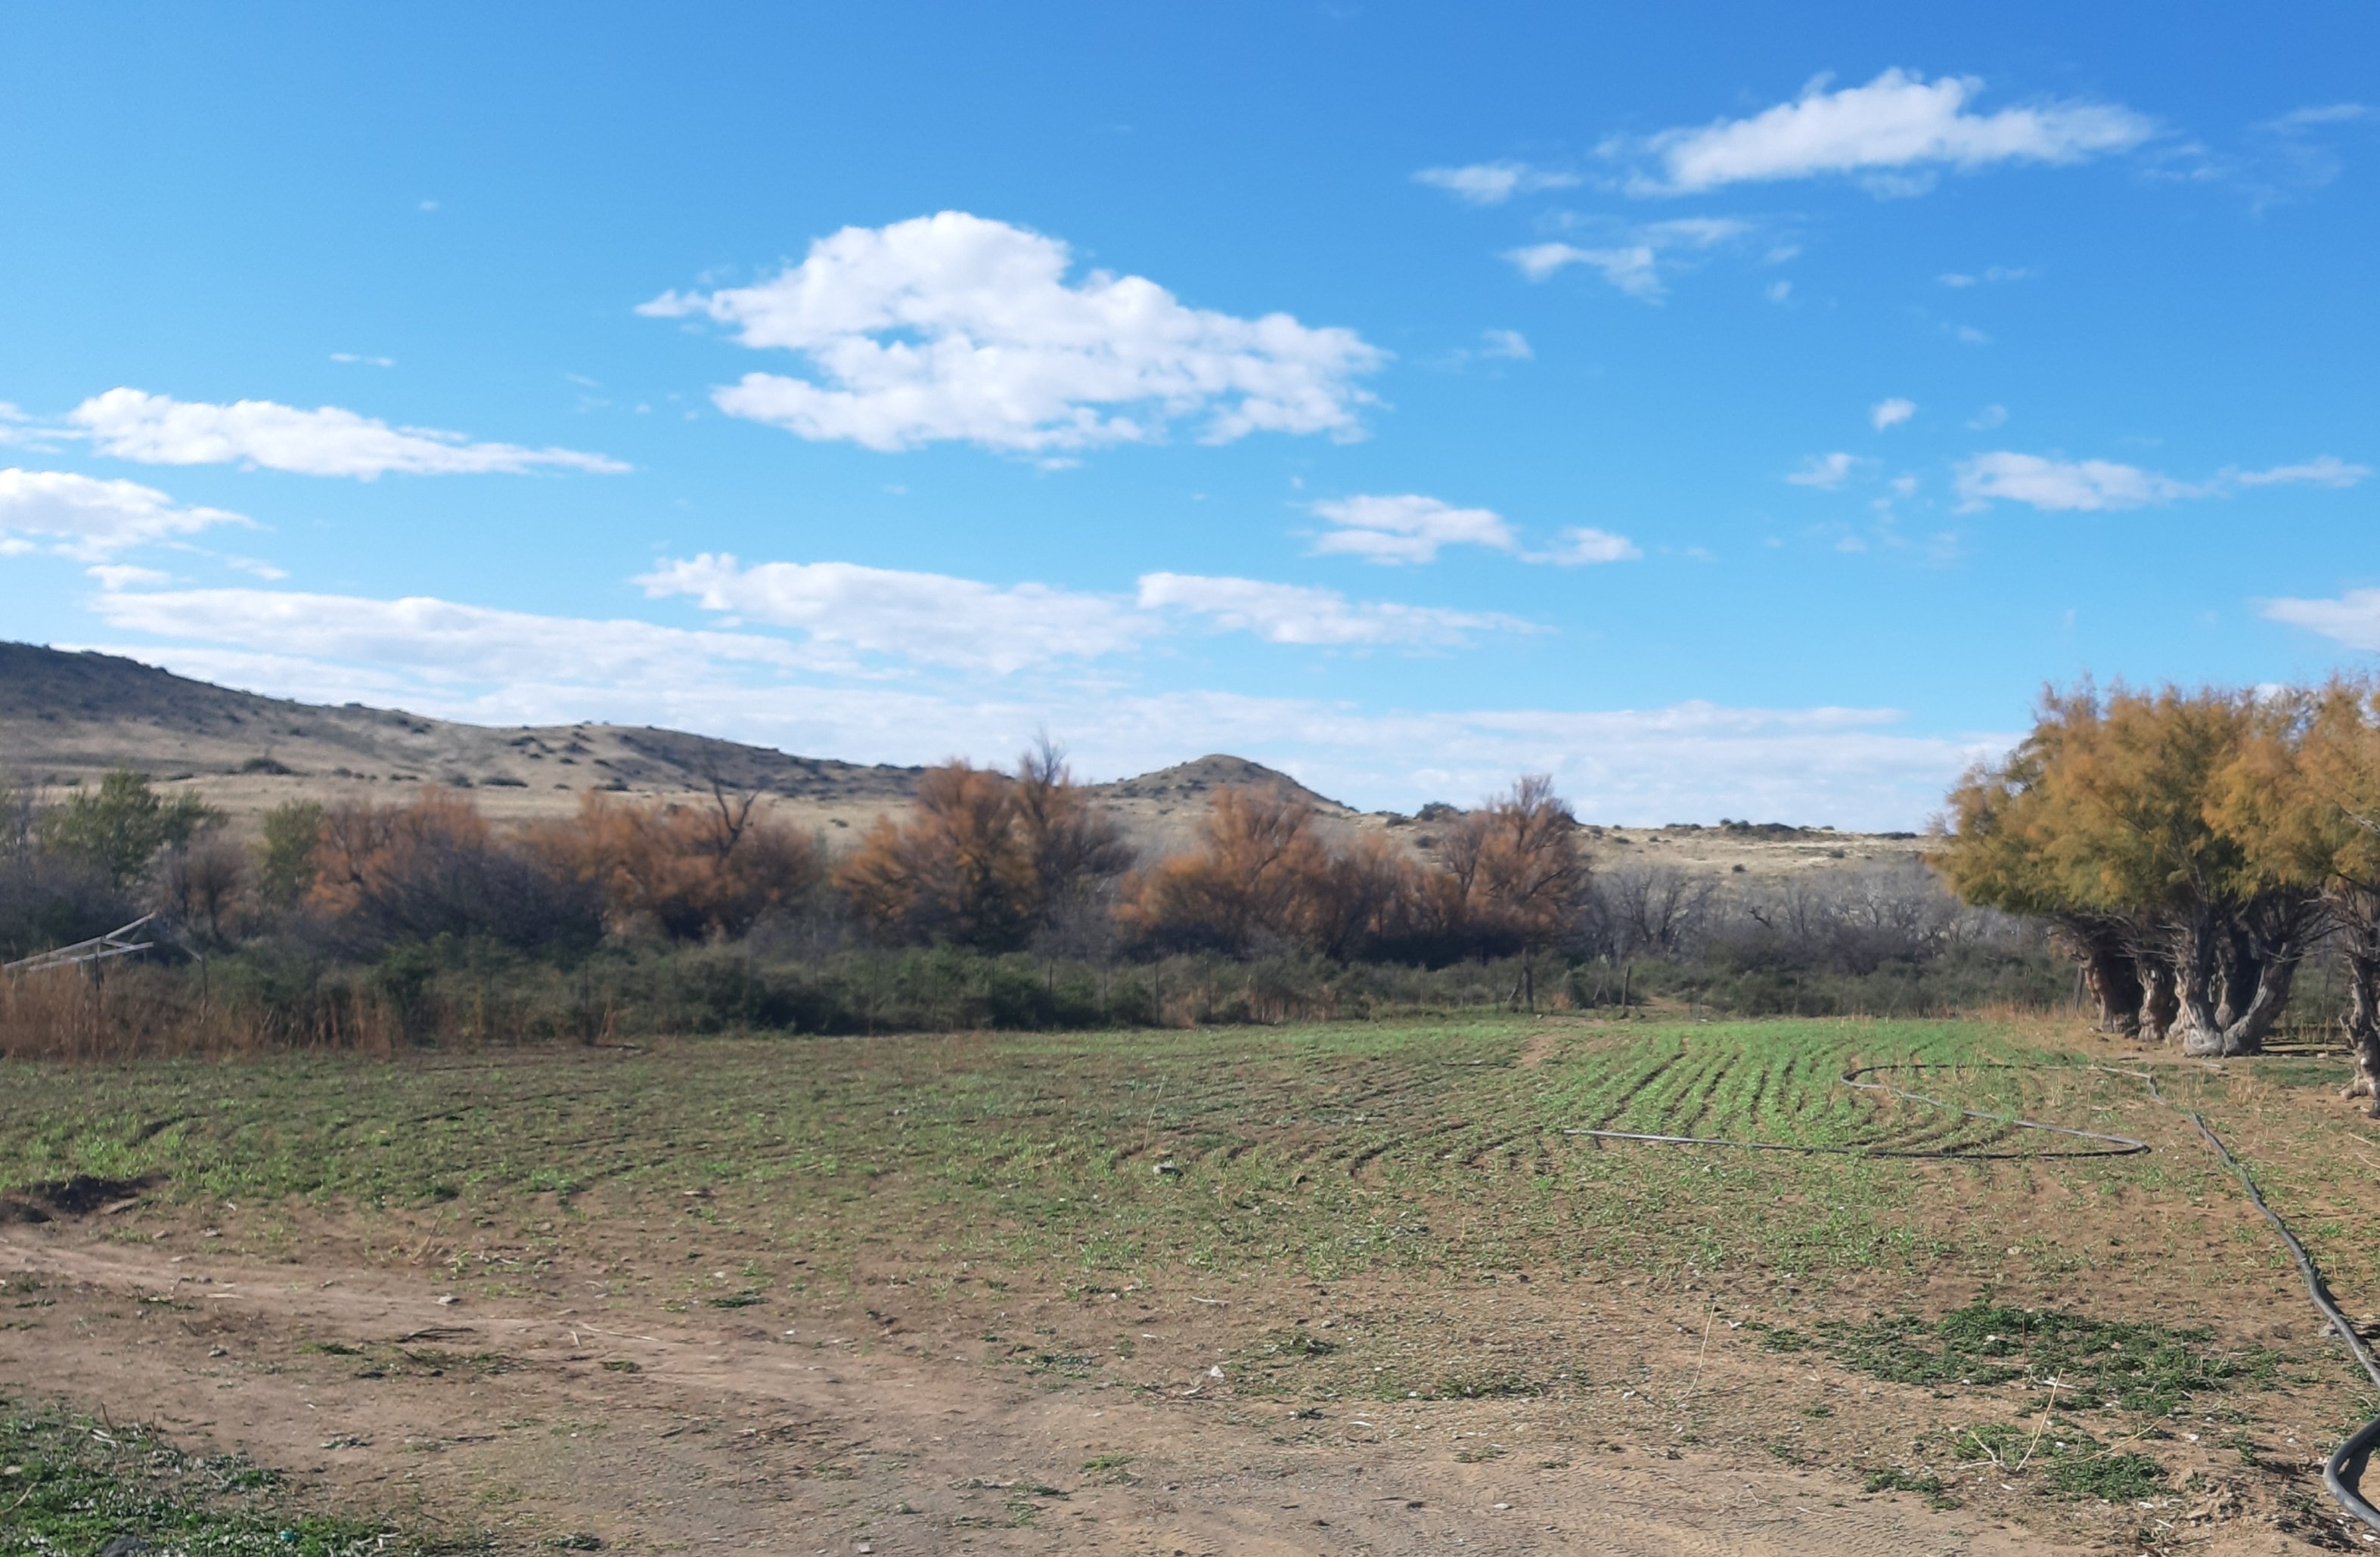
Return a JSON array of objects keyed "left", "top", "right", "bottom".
[
  {"left": 0, "top": 1013, "right": 2352, "bottom": 1298},
  {"left": 6, "top": 1013, "right": 2378, "bottom": 1551}
]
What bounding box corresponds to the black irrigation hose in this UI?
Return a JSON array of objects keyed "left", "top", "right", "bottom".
[
  {"left": 2125, "top": 1070, "right": 2380, "bottom": 1534},
  {"left": 1565, "top": 1057, "right": 2380, "bottom": 1534}
]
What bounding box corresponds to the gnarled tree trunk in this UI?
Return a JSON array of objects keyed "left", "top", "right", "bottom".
[
  {"left": 2174, "top": 892, "right": 2319, "bottom": 1056},
  {"left": 2136, "top": 955, "right": 2178, "bottom": 1044},
  {"left": 2331, "top": 887, "right": 2380, "bottom": 1115},
  {"left": 2055, "top": 915, "right": 2144, "bottom": 1034}
]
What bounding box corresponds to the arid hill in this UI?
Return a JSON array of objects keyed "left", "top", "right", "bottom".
[{"left": 0, "top": 641, "right": 1924, "bottom": 874}]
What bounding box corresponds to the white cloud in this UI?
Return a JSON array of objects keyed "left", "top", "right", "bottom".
[
  {"left": 1765, "top": 280, "right": 1792, "bottom": 303},
  {"left": 0, "top": 467, "right": 250, "bottom": 559},
  {"left": 329, "top": 353, "right": 396, "bottom": 368},
  {"left": 1956, "top": 451, "right": 2370, "bottom": 511},
  {"left": 92, "top": 585, "right": 816, "bottom": 686},
  {"left": 639, "top": 211, "right": 1384, "bottom": 454},
  {"left": 1940, "top": 266, "right": 2034, "bottom": 287},
  {"left": 1538, "top": 526, "right": 1643, "bottom": 566},
  {"left": 1786, "top": 452, "right": 1865, "bottom": 490},
  {"left": 1308, "top": 494, "right": 1518, "bottom": 565},
  {"left": 1954, "top": 452, "right": 2190, "bottom": 511},
  {"left": 1137, "top": 573, "right": 1531, "bottom": 647},
  {"left": 636, "top": 553, "right": 1148, "bottom": 674},
  {"left": 2263, "top": 588, "right": 2380, "bottom": 651},
  {"left": 72, "top": 584, "right": 1992, "bottom": 827},
  {"left": 2230, "top": 454, "right": 2369, "bottom": 489},
  {"left": 1505, "top": 218, "right": 1747, "bottom": 300},
  {"left": 1412, "top": 161, "right": 1581, "bottom": 204},
  {"left": 1479, "top": 328, "right": 1533, "bottom": 360},
  {"left": 1630, "top": 69, "right": 2153, "bottom": 194},
  {"left": 85, "top": 563, "right": 170, "bottom": 590},
  {"left": 226, "top": 557, "right": 290, "bottom": 580},
  {"left": 67, "top": 389, "right": 627, "bottom": 479},
  {"left": 1870, "top": 397, "right": 1916, "bottom": 430},
  {"left": 1968, "top": 404, "right": 2009, "bottom": 430}
]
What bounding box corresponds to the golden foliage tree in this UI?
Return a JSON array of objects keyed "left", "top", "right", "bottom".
[
  {"left": 836, "top": 746, "right": 1129, "bottom": 951},
  {"left": 1936, "top": 683, "right": 2323, "bottom": 1057},
  {"left": 529, "top": 789, "right": 824, "bottom": 941}
]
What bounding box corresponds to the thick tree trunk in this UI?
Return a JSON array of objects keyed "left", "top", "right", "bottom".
[
  {"left": 2174, "top": 895, "right": 2315, "bottom": 1057},
  {"left": 2053, "top": 915, "right": 2144, "bottom": 1034},
  {"left": 2332, "top": 891, "right": 2380, "bottom": 1115},
  {"left": 2136, "top": 956, "right": 2178, "bottom": 1044},
  {"left": 2342, "top": 953, "right": 2380, "bottom": 1115}
]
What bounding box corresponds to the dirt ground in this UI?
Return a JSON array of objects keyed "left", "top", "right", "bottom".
[
  {"left": 6, "top": 1222, "right": 2071, "bottom": 1556},
  {"left": 5, "top": 1020, "right": 2376, "bottom": 1554}
]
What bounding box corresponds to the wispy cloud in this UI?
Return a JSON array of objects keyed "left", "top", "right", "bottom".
[
  {"left": 67, "top": 389, "right": 626, "bottom": 479},
  {"left": 1956, "top": 451, "right": 2370, "bottom": 511},
  {"left": 1137, "top": 573, "right": 1532, "bottom": 647},
  {"left": 0, "top": 467, "right": 250, "bottom": 560},
  {"left": 1308, "top": 494, "right": 1518, "bottom": 565},
  {"left": 1621, "top": 69, "right": 2152, "bottom": 195},
  {"left": 1534, "top": 526, "right": 1643, "bottom": 566},
  {"left": 1786, "top": 452, "right": 1866, "bottom": 490},
  {"left": 1412, "top": 161, "right": 1581, "bottom": 205},
  {"left": 1938, "top": 265, "right": 2035, "bottom": 287},
  {"left": 1870, "top": 398, "right": 1916, "bottom": 430},
  {"left": 636, "top": 554, "right": 1149, "bottom": 673},
  {"left": 2263, "top": 587, "right": 2380, "bottom": 652},
  {"left": 641, "top": 211, "right": 1385, "bottom": 454},
  {"left": 1505, "top": 218, "right": 1749, "bottom": 301}
]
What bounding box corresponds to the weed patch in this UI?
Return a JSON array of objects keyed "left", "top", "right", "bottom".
[
  {"left": 0, "top": 1399, "right": 405, "bottom": 1555},
  {"left": 1814, "top": 1301, "right": 2278, "bottom": 1414}
]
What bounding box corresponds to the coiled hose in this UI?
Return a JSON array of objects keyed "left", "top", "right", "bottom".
[{"left": 1566, "top": 1058, "right": 2380, "bottom": 1533}]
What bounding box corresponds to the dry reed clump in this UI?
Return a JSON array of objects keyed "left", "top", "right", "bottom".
[{"left": 0, "top": 964, "right": 409, "bottom": 1062}]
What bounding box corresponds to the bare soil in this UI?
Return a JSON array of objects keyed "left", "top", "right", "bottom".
[{"left": 5, "top": 1223, "right": 2062, "bottom": 1555}]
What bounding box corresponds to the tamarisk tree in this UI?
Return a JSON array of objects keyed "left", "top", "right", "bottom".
[{"left": 1938, "top": 684, "right": 2323, "bottom": 1057}]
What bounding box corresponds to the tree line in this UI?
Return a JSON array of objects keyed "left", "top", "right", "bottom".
[
  {"left": 1, "top": 749, "right": 1592, "bottom": 998},
  {"left": 5, "top": 740, "right": 2070, "bottom": 1053},
  {"left": 1935, "top": 678, "right": 2380, "bottom": 1108}
]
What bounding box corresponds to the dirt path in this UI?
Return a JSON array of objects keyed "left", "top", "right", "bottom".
[{"left": 0, "top": 1226, "right": 2071, "bottom": 1555}]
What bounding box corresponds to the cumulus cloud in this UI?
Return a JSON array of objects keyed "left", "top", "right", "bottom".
[
  {"left": 1955, "top": 451, "right": 2370, "bottom": 511},
  {"left": 1626, "top": 69, "right": 2152, "bottom": 194},
  {"left": 1537, "top": 526, "right": 1643, "bottom": 566},
  {"left": 1136, "top": 573, "right": 1532, "bottom": 647},
  {"left": 2262, "top": 588, "right": 2380, "bottom": 652},
  {"left": 67, "top": 389, "right": 627, "bottom": 479},
  {"left": 1870, "top": 397, "right": 1916, "bottom": 430},
  {"left": 636, "top": 554, "right": 1148, "bottom": 674},
  {"left": 1308, "top": 494, "right": 1518, "bottom": 565},
  {"left": 1505, "top": 218, "right": 1748, "bottom": 300},
  {"left": 1786, "top": 452, "right": 1865, "bottom": 490},
  {"left": 1412, "top": 161, "right": 1581, "bottom": 204},
  {"left": 639, "top": 212, "right": 1385, "bottom": 454},
  {"left": 0, "top": 467, "right": 249, "bottom": 559}
]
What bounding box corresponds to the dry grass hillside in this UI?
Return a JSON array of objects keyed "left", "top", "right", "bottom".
[{"left": 0, "top": 642, "right": 1925, "bottom": 874}]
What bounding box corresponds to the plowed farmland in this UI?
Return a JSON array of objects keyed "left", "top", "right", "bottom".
[{"left": 3, "top": 1016, "right": 2375, "bottom": 1553}]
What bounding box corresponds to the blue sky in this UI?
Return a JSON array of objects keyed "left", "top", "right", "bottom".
[{"left": 3, "top": 3, "right": 2374, "bottom": 827}]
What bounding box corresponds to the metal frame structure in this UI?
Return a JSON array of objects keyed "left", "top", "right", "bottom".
[{"left": 2, "top": 913, "right": 158, "bottom": 974}]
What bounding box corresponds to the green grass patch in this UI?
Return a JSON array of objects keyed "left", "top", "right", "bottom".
[
  {"left": 0, "top": 1400, "right": 411, "bottom": 1555},
  {"left": 1811, "top": 1301, "right": 2279, "bottom": 1414}
]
